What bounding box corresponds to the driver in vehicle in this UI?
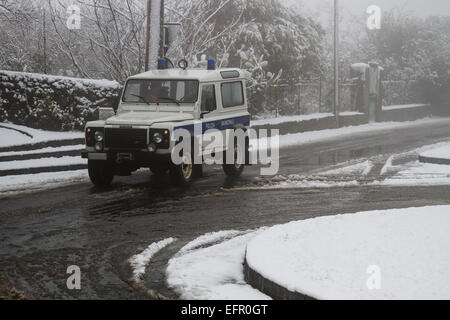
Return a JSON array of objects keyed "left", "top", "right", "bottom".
[{"left": 149, "top": 81, "right": 162, "bottom": 102}]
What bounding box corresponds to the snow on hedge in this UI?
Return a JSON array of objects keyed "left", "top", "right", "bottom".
[{"left": 0, "top": 70, "right": 121, "bottom": 131}]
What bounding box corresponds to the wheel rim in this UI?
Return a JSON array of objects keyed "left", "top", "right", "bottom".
[{"left": 181, "top": 154, "right": 193, "bottom": 180}]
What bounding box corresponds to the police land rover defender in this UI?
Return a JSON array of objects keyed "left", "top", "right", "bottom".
[{"left": 82, "top": 59, "right": 251, "bottom": 186}]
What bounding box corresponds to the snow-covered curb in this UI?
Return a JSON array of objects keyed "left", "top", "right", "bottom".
[
  {"left": 129, "top": 238, "right": 176, "bottom": 282},
  {"left": 419, "top": 142, "right": 450, "bottom": 165},
  {"left": 166, "top": 230, "right": 270, "bottom": 300}
]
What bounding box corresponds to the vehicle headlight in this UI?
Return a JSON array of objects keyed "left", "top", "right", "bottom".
[
  {"left": 153, "top": 132, "right": 163, "bottom": 144},
  {"left": 95, "top": 131, "right": 104, "bottom": 142}
]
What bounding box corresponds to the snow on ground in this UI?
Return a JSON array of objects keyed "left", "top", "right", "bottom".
[
  {"left": 0, "top": 127, "right": 33, "bottom": 146},
  {"left": 0, "top": 123, "right": 83, "bottom": 148},
  {"left": 166, "top": 230, "right": 271, "bottom": 300},
  {"left": 251, "top": 112, "right": 364, "bottom": 127},
  {"left": 382, "top": 104, "right": 429, "bottom": 111},
  {"left": 0, "top": 145, "right": 84, "bottom": 158},
  {"left": 420, "top": 143, "right": 450, "bottom": 160},
  {"left": 254, "top": 117, "right": 450, "bottom": 151},
  {"left": 177, "top": 230, "right": 245, "bottom": 256},
  {"left": 0, "top": 156, "right": 86, "bottom": 170},
  {"left": 0, "top": 170, "right": 88, "bottom": 194},
  {"left": 245, "top": 206, "right": 450, "bottom": 300},
  {"left": 379, "top": 161, "right": 450, "bottom": 186},
  {"left": 322, "top": 160, "right": 374, "bottom": 176},
  {"left": 129, "top": 238, "right": 176, "bottom": 282},
  {"left": 251, "top": 113, "right": 333, "bottom": 126}
]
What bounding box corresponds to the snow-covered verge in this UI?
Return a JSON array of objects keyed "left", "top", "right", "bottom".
[
  {"left": 0, "top": 70, "right": 121, "bottom": 131},
  {"left": 382, "top": 104, "right": 429, "bottom": 111},
  {"left": 251, "top": 113, "right": 333, "bottom": 126},
  {"left": 0, "top": 170, "right": 88, "bottom": 194},
  {"left": 420, "top": 143, "right": 450, "bottom": 160},
  {"left": 245, "top": 206, "right": 450, "bottom": 300},
  {"left": 0, "top": 156, "right": 86, "bottom": 171},
  {"left": 380, "top": 161, "right": 450, "bottom": 186},
  {"left": 251, "top": 112, "right": 365, "bottom": 127},
  {"left": 0, "top": 122, "right": 83, "bottom": 148},
  {"left": 254, "top": 117, "right": 450, "bottom": 151},
  {"left": 166, "top": 230, "right": 271, "bottom": 300}
]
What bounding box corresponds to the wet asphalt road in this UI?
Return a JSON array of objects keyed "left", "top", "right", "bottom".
[{"left": 1, "top": 119, "right": 450, "bottom": 299}]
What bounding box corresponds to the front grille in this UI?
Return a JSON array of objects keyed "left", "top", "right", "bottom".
[{"left": 104, "top": 128, "right": 148, "bottom": 149}]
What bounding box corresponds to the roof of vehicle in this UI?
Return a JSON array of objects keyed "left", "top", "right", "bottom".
[{"left": 128, "top": 68, "right": 246, "bottom": 82}]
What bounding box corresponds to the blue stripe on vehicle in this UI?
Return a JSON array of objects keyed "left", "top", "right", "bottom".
[{"left": 174, "top": 115, "right": 250, "bottom": 134}]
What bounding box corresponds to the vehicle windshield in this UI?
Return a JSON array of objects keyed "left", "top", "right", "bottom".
[{"left": 122, "top": 79, "right": 199, "bottom": 105}]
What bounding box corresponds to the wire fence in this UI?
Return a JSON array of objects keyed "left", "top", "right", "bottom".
[{"left": 260, "top": 79, "right": 360, "bottom": 117}]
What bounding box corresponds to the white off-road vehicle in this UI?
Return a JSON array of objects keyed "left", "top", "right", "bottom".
[{"left": 82, "top": 59, "right": 251, "bottom": 186}]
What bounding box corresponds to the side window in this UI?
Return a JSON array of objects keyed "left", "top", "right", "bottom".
[
  {"left": 221, "top": 81, "right": 244, "bottom": 108},
  {"left": 201, "top": 84, "right": 217, "bottom": 112}
]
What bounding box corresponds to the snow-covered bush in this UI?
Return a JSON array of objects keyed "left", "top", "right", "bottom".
[{"left": 0, "top": 70, "right": 121, "bottom": 131}]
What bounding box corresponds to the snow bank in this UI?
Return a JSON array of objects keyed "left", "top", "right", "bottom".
[
  {"left": 129, "top": 238, "right": 176, "bottom": 282},
  {"left": 380, "top": 161, "right": 450, "bottom": 186},
  {"left": 383, "top": 104, "right": 429, "bottom": 111},
  {"left": 420, "top": 143, "right": 450, "bottom": 160},
  {"left": 254, "top": 117, "right": 450, "bottom": 150},
  {"left": 166, "top": 230, "right": 270, "bottom": 300},
  {"left": 0, "top": 170, "right": 88, "bottom": 194},
  {"left": 251, "top": 113, "right": 333, "bottom": 126},
  {"left": 0, "top": 144, "right": 84, "bottom": 157},
  {"left": 246, "top": 206, "right": 450, "bottom": 300},
  {"left": 0, "top": 123, "right": 83, "bottom": 148},
  {"left": 0, "top": 156, "right": 86, "bottom": 171}
]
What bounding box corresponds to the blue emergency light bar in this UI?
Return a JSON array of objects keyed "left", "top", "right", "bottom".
[
  {"left": 207, "top": 59, "right": 215, "bottom": 70},
  {"left": 157, "top": 58, "right": 166, "bottom": 70}
]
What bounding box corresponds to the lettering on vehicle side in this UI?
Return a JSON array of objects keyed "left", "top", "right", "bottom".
[{"left": 174, "top": 115, "right": 250, "bottom": 134}]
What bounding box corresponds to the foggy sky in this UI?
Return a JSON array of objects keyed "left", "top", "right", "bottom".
[{"left": 283, "top": 0, "right": 450, "bottom": 23}]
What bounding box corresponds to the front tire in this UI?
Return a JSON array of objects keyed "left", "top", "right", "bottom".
[
  {"left": 150, "top": 164, "right": 168, "bottom": 176},
  {"left": 169, "top": 151, "right": 197, "bottom": 185},
  {"left": 88, "top": 160, "right": 114, "bottom": 187}
]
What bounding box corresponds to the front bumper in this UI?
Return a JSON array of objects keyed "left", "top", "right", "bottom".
[{"left": 81, "top": 150, "right": 171, "bottom": 164}]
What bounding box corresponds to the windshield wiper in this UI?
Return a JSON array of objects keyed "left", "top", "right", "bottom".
[
  {"left": 156, "top": 96, "right": 181, "bottom": 106},
  {"left": 129, "top": 94, "right": 151, "bottom": 105}
]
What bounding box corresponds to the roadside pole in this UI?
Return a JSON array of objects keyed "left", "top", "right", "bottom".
[
  {"left": 334, "top": 0, "right": 340, "bottom": 127},
  {"left": 145, "top": 0, "right": 164, "bottom": 71}
]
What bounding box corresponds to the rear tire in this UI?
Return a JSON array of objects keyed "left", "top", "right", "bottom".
[
  {"left": 223, "top": 140, "right": 245, "bottom": 177},
  {"left": 88, "top": 160, "right": 114, "bottom": 187}
]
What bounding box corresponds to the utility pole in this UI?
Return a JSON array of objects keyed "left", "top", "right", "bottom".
[
  {"left": 43, "top": 10, "right": 47, "bottom": 74},
  {"left": 145, "top": 0, "right": 164, "bottom": 71},
  {"left": 334, "top": 0, "right": 340, "bottom": 127}
]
